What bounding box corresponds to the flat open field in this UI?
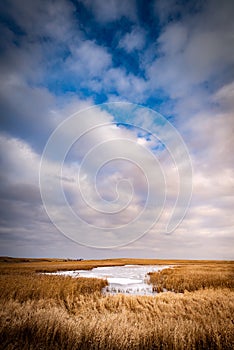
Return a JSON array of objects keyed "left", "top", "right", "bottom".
[{"left": 0, "top": 258, "right": 233, "bottom": 349}]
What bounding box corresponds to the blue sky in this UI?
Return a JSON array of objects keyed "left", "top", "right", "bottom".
[{"left": 0, "top": 0, "right": 233, "bottom": 259}]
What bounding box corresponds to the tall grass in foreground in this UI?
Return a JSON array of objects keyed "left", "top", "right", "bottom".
[
  {"left": 0, "top": 260, "right": 233, "bottom": 349},
  {"left": 1, "top": 289, "right": 233, "bottom": 349}
]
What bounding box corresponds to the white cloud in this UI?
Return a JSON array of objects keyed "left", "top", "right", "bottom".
[
  {"left": 157, "top": 23, "right": 188, "bottom": 55},
  {"left": 0, "top": 135, "right": 40, "bottom": 184},
  {"left": 181, "top": 110, "right": 234, "bottom": 172},
  {"left": 103, "top": 67, "right": 148, "bottom": 102},
  {"left": 153, "top": 0, "right": 182, "bottom": 24},
  {"left": 118, "top": 27, "right": 146, "bottom": 53},
  {"left": 1, "top": 0, "right": 76, "bottom": 42},
  {"left": 148, "top": 0, "right": 234, "bottom": 101},
  {"left": 67, "top": 40, "right": 112, "bottom": 78},
  {"left": 82, "top": 0, "right": 137, "bottom": 23},
  {"left": 213, "top": 81, "right": 234, "bottom": 111}
]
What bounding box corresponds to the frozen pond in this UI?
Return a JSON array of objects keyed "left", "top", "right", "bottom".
[{"left": 47, "top": 265, "right": 171, "bottom": 295}]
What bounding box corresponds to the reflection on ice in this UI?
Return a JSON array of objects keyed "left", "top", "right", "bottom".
[{"left": 50, "top": 264, "right": 171, "bottom": 296}]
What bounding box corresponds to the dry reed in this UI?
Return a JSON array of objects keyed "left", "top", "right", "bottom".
[
  {"left": 0, "top": 258, "right": 233, "bottom": 349},
  {"left": 149, "top": 263, "right": 234, "bottom": 292}
]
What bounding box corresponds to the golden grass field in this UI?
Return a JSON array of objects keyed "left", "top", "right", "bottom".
[{"left": 0, "top": 258, "right": 233, "bottom": 349}]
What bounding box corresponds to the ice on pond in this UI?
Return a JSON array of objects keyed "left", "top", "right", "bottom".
[{"left": 49, "top": 265, "right": 171, "bottom": 295}]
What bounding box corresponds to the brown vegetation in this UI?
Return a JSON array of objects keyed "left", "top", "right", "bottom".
[
  {"left": 0, "top": 258, "right": 233, "bottom": 349},
  {"left": 0, "top": 256, "right": 226, "bottom": 274},
  {"left": 149, "top": 262, "right": 234, "bottom": 292}
]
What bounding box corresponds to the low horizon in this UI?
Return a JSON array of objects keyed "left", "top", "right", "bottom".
[{"left": 1, "top": 256, "right": 233, "bottom": 262}]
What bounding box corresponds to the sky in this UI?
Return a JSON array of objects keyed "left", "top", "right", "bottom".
[{"left": 0, "top": 0, "right": 233, "bottom": 260}]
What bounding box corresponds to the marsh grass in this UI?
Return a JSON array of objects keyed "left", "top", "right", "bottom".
[
  {"left": 0, "top": 257, "right": 223, "bottom": 274},
  {"left": 149, "top": 263, "right": 234, "bottom": 292},
  {"left": 0, "top": 258, "right": 233, "bottom": 349}
]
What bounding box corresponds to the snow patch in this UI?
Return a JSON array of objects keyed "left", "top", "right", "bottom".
[{"left": 45, "top": 264, "right": 172, "bottom": 295}]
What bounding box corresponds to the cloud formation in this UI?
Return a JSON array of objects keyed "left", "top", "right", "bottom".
[{"left": 0, "top": 0, "right": 233, "bottom": 259}]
